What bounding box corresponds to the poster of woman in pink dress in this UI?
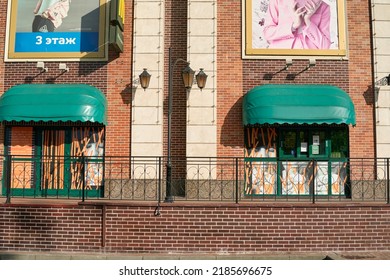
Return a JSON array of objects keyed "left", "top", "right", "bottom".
[{"left": 246, "top": 0, "right": 345, "bottom": 55}]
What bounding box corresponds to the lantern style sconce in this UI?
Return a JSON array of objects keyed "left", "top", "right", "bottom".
[
  {"left": 139, "top": 68, "right": 151, "bottom": 90},
  {"left": 195, "top": 68, "right": 208, "bottom": 90},
  {"left": 181, "top": 63, "right": 195, "bottom": 89}
]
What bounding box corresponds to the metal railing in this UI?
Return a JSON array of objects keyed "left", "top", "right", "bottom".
[{"left": 0, "top": 155, "right": 389, "bottom": 204}]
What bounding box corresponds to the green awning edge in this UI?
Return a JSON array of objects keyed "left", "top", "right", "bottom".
[
  {"left": 0, "top": 84, "right": 107, "bottom": 125},
  {"left": 242, "top": 84, "right": 356, "bottom": 126}
]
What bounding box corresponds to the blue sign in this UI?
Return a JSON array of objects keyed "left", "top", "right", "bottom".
[{"left": 15, "top": 32, "right": 99, "bottom": 53}]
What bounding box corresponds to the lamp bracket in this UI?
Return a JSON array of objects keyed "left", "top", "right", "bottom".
[{"left": 375, "top": 75, "right": 390, "bottom": 86}]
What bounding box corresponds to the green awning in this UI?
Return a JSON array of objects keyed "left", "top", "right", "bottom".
[
  {"left": 242, "top": 84, "right": 356, "bottom": 126},
  {"left": 0, "top": 84, "right": 107, "bottom": 124}
]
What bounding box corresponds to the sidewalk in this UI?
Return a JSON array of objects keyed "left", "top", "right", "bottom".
[{"left": 1, "top": 251, "right": 390, "bottom": 260}]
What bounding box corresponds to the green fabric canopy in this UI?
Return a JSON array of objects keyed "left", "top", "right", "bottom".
[
  {"left": 242, "top": 84, "right": 356, "bottom": 126},
  {"left": 0, "top": 84, "right": 107, "bottom": 124}
]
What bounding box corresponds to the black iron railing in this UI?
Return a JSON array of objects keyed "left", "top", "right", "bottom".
[{"left": 0, "top": 155, "right": 389, "bottom": 204}]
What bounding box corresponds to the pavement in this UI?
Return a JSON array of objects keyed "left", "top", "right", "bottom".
[{"left": 1, "top": 251, "right": 390, "bottom": 260}]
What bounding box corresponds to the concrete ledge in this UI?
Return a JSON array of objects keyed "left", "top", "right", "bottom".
[{"left": 0, "top": 251, "right": 345, "bottom": 260}]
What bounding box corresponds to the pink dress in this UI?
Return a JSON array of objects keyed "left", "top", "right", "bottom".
[{"left": 263, "top": 0, "right": 331, "bottom": 49}]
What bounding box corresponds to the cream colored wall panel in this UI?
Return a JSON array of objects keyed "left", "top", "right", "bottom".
[
  {"left": 187, "top": 0, "right": 217, "bottom": 159},
  {"left": 134, "top": 36, "right": 163, "bottom": 53},
  {"left": 377, "top": 87, "right": 390, "bottom": 104},
  {"left": 133, "top": 91, "right": 161, "bottom": 107},
  {"left": 374, "top": 56, "right": 390, "bottom": 72},
  {"left": 189, "top": 2, "right": 215, "bottom": 18},
  {"left": 134, "top": 19, "right": 164, "bottom": 35},
  {"left": 373, "top": 38, "right": 390, "bottom": 54},
  {"left": 132, "top": 125, "right": 163, "bottom": 143},
  {"left": 377, "top": 108, "right": 390, "bottom": 125},
  {"left": 132, "top": 106, "right": 160, "bottom": 125},
  {"left": 133, "top": 53, "right": 161, "bottom": 70},
  {"left": 131, "top": 143, "right": 163, "bottom": 157},
  {"left": 132, "top": 86, "right": 162, "bottom": 105},
  {"left": 187, "top": 143, "right": 217, "bottom": 157},
  {"left": 189, "top": 36, "right": 215, "bottom": 53},
  {"left": 187, "top": 125, "right": 216, "bottom": 143},
  {"left": 377, "top": 144, "right": 390, "bottom": 158},
  {"left": 187, "top": 107, "right": 214, "bottom": 125},
  {"left": 373, "top": 21, "right": 390, "bottom": 37},
  {"left": 374, "top": 0, "right": 390, "bottom": 4},
  {"left": 189, "top": 19, "right": 215, "bottom": 36},
  {"left": 188, "top": 53, "right": 215, "bottom": 70},
  {"left": 373, "top": 5, "right": 390, "bottom": 20},
  {"left": 136, "top": 2, "right": 163, "bottom": 18},
  {"left": 188, "top": 90, "right": 215, "bottom": 107},
  {"left": 373, "top": 1, "right": 390, "bottom": 158},
  {"left": 377, "top": 128, "right": 390, "bottom": 144},
  {"left": 132, "top": 0, "right": 164, "bottom": 157}
]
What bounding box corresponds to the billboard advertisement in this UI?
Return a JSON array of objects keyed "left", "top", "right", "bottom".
[
  {"left": 244, "top": 0, "right": 347, "bottom": 57},
  {"left": 5, "top": 0, "right": 108, "bottom": 60}
]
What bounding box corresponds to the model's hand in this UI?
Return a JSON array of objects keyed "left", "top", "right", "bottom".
[
  {"left": 304, "top": 0, "right": 322, "bottom": 26},
  {"left": 291, "top": 3, "right": 306, "bottom": 31}
]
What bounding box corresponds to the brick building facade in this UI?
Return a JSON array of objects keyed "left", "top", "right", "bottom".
[{"left": 0, "top": 0, "right": 388, "bottom": 255}]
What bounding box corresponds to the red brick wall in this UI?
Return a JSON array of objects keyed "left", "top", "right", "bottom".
[
  {"left": 346, "top": 0, "right": 375, "bottom": 159},
  {"left": 216, "top": 0, "right": 375, "bottom": 158},
  {"left": 0, "top": 203, "right": 389, "bottom": 253},
  {"left": 8, "top": 127, "right": 33, "bottom": 156},
  {"left": 164, "top": 0, "right": 189, "bottom": 161}
]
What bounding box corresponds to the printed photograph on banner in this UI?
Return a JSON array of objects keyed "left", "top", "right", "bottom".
[
  {"left": 244, "top": 0, "right": 347, "bottom": 56},
  {"left": 6, "top": 0, "right": 108, "bottom": 60}
]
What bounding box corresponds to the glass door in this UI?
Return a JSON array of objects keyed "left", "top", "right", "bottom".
[
  {"left": 279, "top": 129, "right": 311, "bottom": 195},
  {"left": 40, "top": 129, "right": 69, "bottom": 196},
  {"left": 37, "top": 127, "right": 105, "bottom": 197}
]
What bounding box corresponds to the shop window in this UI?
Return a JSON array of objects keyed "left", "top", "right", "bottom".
[
  {"left": 330, "top": 129, "right": 348, "bottom": 158},
  {"left": 244, "top": 125, "right": 350, "bottom": 197},
  {"left": 3, "top": 126, "right": 105, "bottom": 196},
  {"left": 71, "top": 127, "right": 105, "bottom": 190},
  {"left": 244, "top": 127, "right": 277, "bottom": 195}
]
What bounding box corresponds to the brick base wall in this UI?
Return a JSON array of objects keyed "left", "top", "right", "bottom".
[{"left": 1, "top": 203, "right": 389, "bottom": 254}]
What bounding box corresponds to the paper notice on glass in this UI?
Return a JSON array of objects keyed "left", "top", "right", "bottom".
[
  {"left": 301, "top": 142, "right": 308, "bottom": 152},
  {"left": 313, "top": 135, "right": 320, "bottom": 145}
]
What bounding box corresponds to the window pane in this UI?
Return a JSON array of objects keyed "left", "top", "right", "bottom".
[
  {"left": 71, "top": 127, "right": 105, "bottom": 190},
  {"left": 330, "top": 129, "right": 348, "bottom": 158},
  {"left": 311, "top": 131, "right": 326, "bottom": 156},
  {"left": 281, "top": 130, "right": 296, "bottom": 156}
]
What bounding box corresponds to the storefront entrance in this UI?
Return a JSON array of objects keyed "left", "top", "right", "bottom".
[
  {"left": 0, "top": 84, "right": 107, "bottom": 197},
  {"left": 242, "top": 84, "right": 356, "bottom": 197},
  {"left": 244, "top": 126, "right": 350, "bottom": 196},
  {"left": 2, "top": 126, "right": 105, "bottom": 197}
]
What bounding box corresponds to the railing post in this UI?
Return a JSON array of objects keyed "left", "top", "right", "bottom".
[
  {"left": 154, "top": 156, "right": 162, "bottom": 217},
  {"left": 387, "top": 158, "right": 390, "bottom": 204},
  {"left": 235, "top": 157, "right": 239, "bottom": 204},
  {"left": 81, "top": 155, "right": 86, "bottom": 202},
  {"left": 158, "top": 156, "right": 162, "bottom": 203},
  {"left": 311, "top": 159, "right": 316, "bottom": 204},
  {"left": 5, "top": 155, "right": 12, "bottom": 204}
]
